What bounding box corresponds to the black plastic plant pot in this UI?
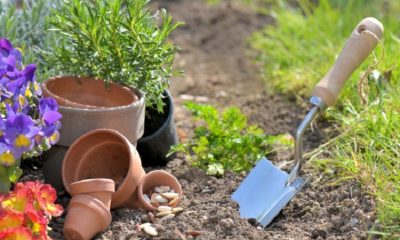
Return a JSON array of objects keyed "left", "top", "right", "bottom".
[
  {"left": 137, "top": 90, "right": 178, "bottom": 167},
  {"left": 42, "top": 145, "right": 69, "bottom": 191}
]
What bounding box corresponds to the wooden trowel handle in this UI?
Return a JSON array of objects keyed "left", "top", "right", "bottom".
[{"left": 312, "top": 17, "right": 384, "bottom": 107}]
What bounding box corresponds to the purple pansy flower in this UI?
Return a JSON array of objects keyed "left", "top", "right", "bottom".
[
  {"left": 0, "top": 38, "right": 62, "bottom": 172},
  {"left": 38, "top": 98, "right": 62, "bottom": 139},
  {"left": 0, "top": 38, "right": 22, "bottom": 60},
  {"left": 5, "top": 114, "right": 39, "bottom": 155},
  {"left": 0, "top": 39, "right": 13, "bottom": 57},
  {"left": 39, "top": 97, "right": 58, "bottom": 114},
  {"left": 39, "top": 97, "right": 62, "bottom": 126}
]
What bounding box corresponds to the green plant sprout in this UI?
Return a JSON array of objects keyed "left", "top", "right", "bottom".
[{"left": 169, "top": 102, "right": 292, "bottom": 176}]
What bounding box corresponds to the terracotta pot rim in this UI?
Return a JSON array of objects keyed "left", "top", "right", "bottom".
[
  {"left": 62, "top": 129, "right": 135, "bottom": 194},
  {"left": 138, "top": 170, "right": 183, "bottom": 211},
  {"left": 70, "top": 178, "right": 115, "bottom": 196},
  {"left": 43, "top": 76, "right": 146, "bottom": 111},
  {"left": 69, "top": 194, "right": 112, "bottom": 228}
]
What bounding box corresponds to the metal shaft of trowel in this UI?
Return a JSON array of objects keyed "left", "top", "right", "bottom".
[{"left": 286, "top": 96, "right": 326, "bottom": 186}]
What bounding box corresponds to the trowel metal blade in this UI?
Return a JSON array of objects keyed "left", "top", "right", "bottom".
[{"left": 232, "top": 158, "right": 304, "bottom": 227}]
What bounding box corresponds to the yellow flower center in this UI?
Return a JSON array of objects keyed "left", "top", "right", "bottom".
[
  {"left": 18, "top": 95, "right": 26, "bottom": 107},
  {"left": 0, "top": 152, "right": 15, "bottom": 166},
  {"left": 31, "top": 221, "right": 42, "bottom": 234},
  {"left": 15, "top": 135, "right": 31, "bottom": 148},
  {"left": 5, "top": 99, "right": 12, "bottom": 105},
  {"left": 25, "top": 87, "right": 33, "bottom": 98},
  {"left": 49, "top": 132, "right": 59, "bottom": 143}
]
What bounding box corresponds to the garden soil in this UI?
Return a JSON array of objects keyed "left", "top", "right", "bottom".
[{"left": 22, "top": 1, "right": 377, "bottom": 239}]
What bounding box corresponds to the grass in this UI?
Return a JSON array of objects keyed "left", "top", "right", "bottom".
[
  {"left": 250, "top": 0, "right": 400, "bottom": 238},
  {"left": 251, "top": 0, "right": 400, "bottom": 96},
  {"left": 323, "top": 84, "right": 400, "bottom": 238}
]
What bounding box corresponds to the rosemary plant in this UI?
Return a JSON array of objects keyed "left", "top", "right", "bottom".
[{"left": 47, "top": 0, "right": 182, "bottom": 111}]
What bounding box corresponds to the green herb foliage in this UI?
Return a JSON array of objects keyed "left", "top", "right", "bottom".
[
  {"left": 169, "top": 102, "right": 289, "bottom": 176},
  {"left": 47, "top": 0, "right": 182, "bottom": 111}
]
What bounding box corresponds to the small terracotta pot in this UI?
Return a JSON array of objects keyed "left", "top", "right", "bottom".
[
  {"left": 135, "top": 170, "right": 183, "bottom": 211},
  {"left": 70, "top": 179, "right": 115, "bottom": 209},
  {"left": 64, "top": 194, "right": 111, "bottom": 240},
  {"left": 42, "top": 76, "right": 145, "bottom": 146},
  {"left": 62, "top": 129, "right": 145, "bottom": 209}
]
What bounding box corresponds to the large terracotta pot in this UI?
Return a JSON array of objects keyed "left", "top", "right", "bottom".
[
  {"left": 42, "top": 76, "right": 145, "bottom": 146},
  {"left": 62, "top": 129, "right": 145, "bottom": 209}
]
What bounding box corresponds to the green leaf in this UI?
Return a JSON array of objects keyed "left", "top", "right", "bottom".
[
  {"left": 207, "top": 163, "right": 224, "bottom": 176},
  {"left": 9, "top": 166, "right": 23, "bottom": 183},
  {"left": 170, "top": 102, "right": 280, "bottom": 176}
]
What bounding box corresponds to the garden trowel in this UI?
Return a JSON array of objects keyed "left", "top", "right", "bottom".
[{"left": 232, "top": 17, "right": 383, "bottom": 227}]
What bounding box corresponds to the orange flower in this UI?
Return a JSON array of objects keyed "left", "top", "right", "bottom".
[
  {"left": 25, "top": 204, "right": 48, "bottom": 239},
  {"left": 0, "top": 226, "right": 33, "bottom": 240},
  {"left": 36, "top": 184, "right": 63, "bottom": 217},
  {"left": 0, "top": 209, "right": 24, "bottom": 231},
  {"left": 14, "top": 181, "right": 63, "bottom": 217},
  {"left": 1, "top": 188, "right": 31, "bottom": 213},
  {"left": 0, "top": 181, "right": 63, "bottom": 240}
]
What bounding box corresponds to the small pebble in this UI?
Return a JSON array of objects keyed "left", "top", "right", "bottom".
[
  {"left": 151, "top": 193, "right": 161, "bottom": 207},
  {"left": 159, "top": 186, "right": 171, "bottom": 193},
  {"left": 156, "top": 210, "right": 173, "bottom": 217},
  {"left": 162, "top": 192, "right": 179, "bottom": 199},
  {"left": 155, "top": 195, "right": 168, "bottom": 204},
  {"left": 201, "top": 215, "right": 209, "bottom": 224},
  {"left": 172, "top": 207, "right": 184, "bottom": 213},
  {"left": 158, "top": 206, "right": 172, "bottom": 212},
  {"left": 185, "top": 230, "right": 201, "bottom": 237},
  {"left": 343, "top": 198, "right": 353, "bottom": 207},
  {"left": 219, "top": 218, "right": 234, "bottom": 229},
  {"left": 160, "top": 213, "right": 175, "bottom": 221},
  {"left": 139, "top": 223, "right": 151, "bottom": 230},
  {"left": 148, "top": 212, "right": 156, "bottom": 223},
  {"left": 169, "top": 196, "right": 180, "bottom": 206},
  {"left": 143, "top": 225, "right": 158, "bottom": 237}
]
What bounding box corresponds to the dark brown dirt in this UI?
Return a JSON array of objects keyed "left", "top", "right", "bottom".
[{"left": 21, "top": 0, "right": 377, "bottom": 239}]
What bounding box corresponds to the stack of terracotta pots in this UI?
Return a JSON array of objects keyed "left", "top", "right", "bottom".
[
  {"left": 61, "top": 129, "right": 183, "bottom": 239},
  {"left": 41, "top": 76, "right": 145, "bottom": 190},
  {"left": 41, "top": 77, "right": 183, "bottom": 239},
  {"left": 64, "top": 179, "right": 114, "bottom": 240}
]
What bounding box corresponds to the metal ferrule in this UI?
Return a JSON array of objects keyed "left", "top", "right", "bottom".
[{"left": 285, "top": 96, "right": 326, "bottom": 186}]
